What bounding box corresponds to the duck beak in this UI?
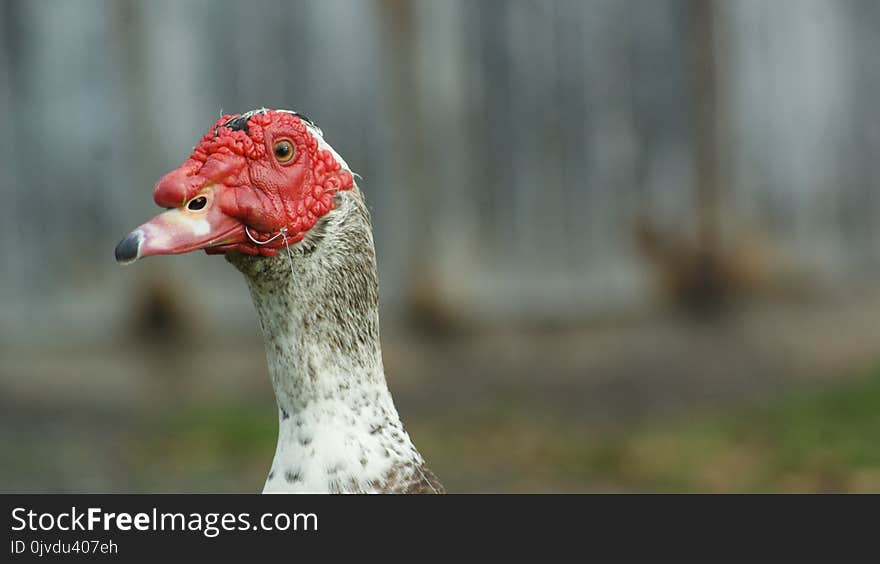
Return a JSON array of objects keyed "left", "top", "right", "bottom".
[{"left": 115, "top": 198, "right": 244, "bottom": 264}]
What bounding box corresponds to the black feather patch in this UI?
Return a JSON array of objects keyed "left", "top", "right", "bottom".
[
  {"left": 223, "top": 114, "right": 250, "bottom": 133},
  {"left": 286, "top": 110, "right": 317, "bottom": 129},
  {"left": 217, "top": 109, "right": 318, "bottom": 137}
]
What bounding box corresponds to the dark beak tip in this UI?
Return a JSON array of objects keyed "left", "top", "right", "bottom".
[{"left": 115, "top": 231, "right": 142, "bottom": 264}]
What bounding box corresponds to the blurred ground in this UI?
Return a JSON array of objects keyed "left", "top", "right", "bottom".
[{"left": 4, "top": 287, "right": 880, "bottom": 493}]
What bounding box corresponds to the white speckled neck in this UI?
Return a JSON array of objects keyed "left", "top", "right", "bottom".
[{"left": 228, "top": 188, "right": 434, "bottom": 493}]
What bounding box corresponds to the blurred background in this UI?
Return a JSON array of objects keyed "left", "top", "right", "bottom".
[{"left": 3, "top": 0, "right": 880, "bottom": 492}]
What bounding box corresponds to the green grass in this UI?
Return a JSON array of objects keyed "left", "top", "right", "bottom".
[
  {"left": 134, "top": 403, "right": 278, "bottom": 491},
  {"left": 414, "top": 366, "right": 880, "bottom": 492},
  {"left": 135, "top": 367, "right": 880, "bottom": 492}
]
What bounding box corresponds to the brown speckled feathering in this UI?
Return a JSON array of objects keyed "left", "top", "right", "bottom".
[
  {"left": 229, "top": 186, "right": 445, "bottom": 494},
  {"left": 116, "top": 109, "right": 444, "bottom": 493}
]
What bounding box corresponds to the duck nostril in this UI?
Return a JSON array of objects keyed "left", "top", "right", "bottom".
[{"left": 187, "top": 196, "right": 207, "bottom": 211}]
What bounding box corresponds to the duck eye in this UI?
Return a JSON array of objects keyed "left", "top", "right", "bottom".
[
  {"left": 273, "top": 140, "right": 294, "bottom": 163},
  {"left": 187, "top": 196, "right": 207, "bottom": 211}
]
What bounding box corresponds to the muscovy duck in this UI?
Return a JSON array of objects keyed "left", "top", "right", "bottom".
[{"left": 115, "top": 109, "right": 444, "bottom": 494}]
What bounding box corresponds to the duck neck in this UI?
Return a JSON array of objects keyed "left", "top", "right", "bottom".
[{"left": 227, "top": 189, "right": 424, "bottom": 493}]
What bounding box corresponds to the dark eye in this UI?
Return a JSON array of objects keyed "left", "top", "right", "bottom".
[
  {"left": 187, "top": 196, "right": 207, "bottom": 211},
  {"left": 273, "top": 140, "right": 294, "bottom": 163}
]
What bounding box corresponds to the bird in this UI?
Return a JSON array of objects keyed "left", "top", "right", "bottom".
[{"left": 115, "top": 108, "right": 444, "bottom": 494}]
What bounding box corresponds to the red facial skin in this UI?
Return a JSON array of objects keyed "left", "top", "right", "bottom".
[{"left": 145, "top": 110, "right": 354, "bottom": 257}]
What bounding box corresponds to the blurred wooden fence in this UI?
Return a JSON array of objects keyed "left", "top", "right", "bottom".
[{"left": 1, "top": 0, "right": 879, "bottom": 341}]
